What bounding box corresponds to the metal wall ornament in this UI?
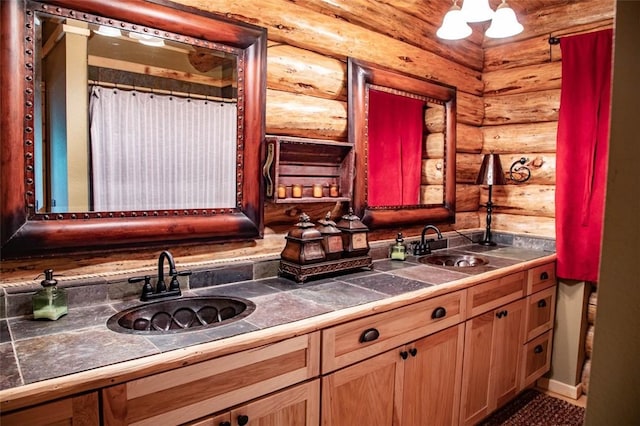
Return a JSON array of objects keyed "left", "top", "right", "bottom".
[{"left": 509, "top": 157, "right": 532, "bottom": 183}]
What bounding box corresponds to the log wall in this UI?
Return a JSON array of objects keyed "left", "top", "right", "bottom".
[
  {"left": 481, "top": 0, "right": 614, "bottom": 238},
  {"left": 0, "top": 0, "right": 616, "bottom": 282}
]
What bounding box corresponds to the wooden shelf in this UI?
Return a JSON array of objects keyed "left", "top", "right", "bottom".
[
  {"left": 275, "top": 196, "right": 351, "bottom": 204},
  {"left": 264, "top": 136, "right": 354, "bottom": 204}
]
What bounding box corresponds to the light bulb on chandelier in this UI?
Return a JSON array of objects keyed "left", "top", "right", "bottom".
[{"left": 437, "top": 0, "right": 523, "bottom": 40}]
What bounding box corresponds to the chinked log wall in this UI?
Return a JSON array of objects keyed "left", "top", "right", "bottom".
[
  {"left": 180, "top": 0, "right": 485, "bottom": 240},
  {"left": 481, "top": 0, "right": 614, "bottom": 238},
  {"left": 180, "top": 0, "right": 614, "bottom": 241}
]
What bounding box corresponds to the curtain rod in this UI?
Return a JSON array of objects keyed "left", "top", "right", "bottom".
[
  {"left": 87, "top": 80, "right": 237, "bottom": 103},
  {"left": 548, "top": 36, "right": 560, "bottom": 45}
]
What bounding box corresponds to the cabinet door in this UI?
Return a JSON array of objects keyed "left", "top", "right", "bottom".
[
  {"left": 460, "top": 311, "right": 495, "bottom": 426},
  {"left": 230, "top": 380, "right": 320, "bottom": 426},
  {"left": 401, "top": 324, "right": 464, "bottom": 426},
  {"left": 460, "top": 299, "right": 525, "bottom": 426},
  {"left": 322, "top": 349, "right": 402, "bottom": 426},
  {"left": 1, "top": 392, "right": 99, "bottom": 426},
  {"left": 489, "top": 299, "right": 525, "bottom": 409}
]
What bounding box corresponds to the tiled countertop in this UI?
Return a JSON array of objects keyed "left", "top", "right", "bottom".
[{"left": 0, "top": 243, "right": 555, "bottom": 395}]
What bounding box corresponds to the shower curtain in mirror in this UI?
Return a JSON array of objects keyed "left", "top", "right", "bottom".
[
  {"left": 367, "top": 89, "right": 424, "bottom": 206},
  {"left": 89, "top": 87, "right": 237, "bottom": 211},
  {"left": 556, "top": 29, "right": 613, "bottom": 283}
]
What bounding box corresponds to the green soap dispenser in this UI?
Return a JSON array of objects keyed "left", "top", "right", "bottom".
[
  {"left": 32, "top": 269, "right": 68, "bottom": 320},
  {"left": 390, "top": 232, "right": 407, "bottom": 261}
]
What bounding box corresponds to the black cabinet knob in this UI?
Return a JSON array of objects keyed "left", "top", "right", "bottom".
[
  {"left": 360, "top": 328, "right": 380, "bottom": 343},
  {"left": 237, "top": 415, "right": 249, "bottom": 425},
  {"left": 540, "top": 271, "right": 549, "bottom": 280},
  {"left": 503, "top": 310, "right": 508, "bottom": 317},
  {"left": 220, "top": 422, "right": 231, "bottom": 426},
  {"left": 409, "top": 348, "right": 418, "bottom": 357},
  {"left": 431, "top": 307, "right": 447, "bottom": 319},
  {"left": 538, "top": 299, "right": 547, "bottom": 308},
  {"left": 400, "top": 350, "right": 409, "bottom": 360},
  {"left": 534, "top": 345, "right": 544, "bottom": 354}
]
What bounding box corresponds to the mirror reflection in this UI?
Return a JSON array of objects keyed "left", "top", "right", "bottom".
[
  {"left": 367, "top": 86, "right": 446, "bottom": 207},
  {"left": 35, "top": 13, "right": 238, "bottom": 213}
]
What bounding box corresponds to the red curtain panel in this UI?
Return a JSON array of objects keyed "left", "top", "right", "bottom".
[
  {"left": 556, "top": 29, "right": 613, "bottom": 282},
  {"left": 367, "top": 89, "right": 424, "bottom": 206}
]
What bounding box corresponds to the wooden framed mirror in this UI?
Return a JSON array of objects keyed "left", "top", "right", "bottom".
[
  {"left": 1, "top": 0, "right": 267, "bottom": 258},
  {"left": 348, "top": 58, "right": 457, "bottom": 228}
]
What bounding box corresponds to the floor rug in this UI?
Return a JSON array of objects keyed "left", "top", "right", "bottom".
[{"left": 479, "top": 389, "right": 585, "bottom": 426}]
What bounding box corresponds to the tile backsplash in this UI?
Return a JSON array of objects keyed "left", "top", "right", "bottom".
[{"left": 0, "top": 230, "right": 554, "bottom": 320}]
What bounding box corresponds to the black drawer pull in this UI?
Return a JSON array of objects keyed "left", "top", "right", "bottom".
[
  {"left": 540, "top": 271, "right": 549, "bottom": 280},
  {"left": 400, "top": 350, "right": 409, "bottom": 360},
  {"left": 409, "top": 348, "right": 418, "bottom": 357},
  {"left": 431, "top": 307, "right": 447, "bottom": 319},
  {"left": 237, "top": 415, "right": 249, "bottom": 426},
  {"left": 534, "top": 345, "right": 544, "bottom": 354},
  {"left": 360, "top": 328, "right": 380, "bottom": 343},
  {"left": 538, "top": 299, "right": 547, "bottom": 308}
]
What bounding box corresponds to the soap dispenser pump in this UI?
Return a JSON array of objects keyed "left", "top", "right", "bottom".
[
  {"left": 390, "top": 232, "right": 407, "bottom": 261},
  {"left": 32, "top": 269, "right": 68, "bottom": 320}
]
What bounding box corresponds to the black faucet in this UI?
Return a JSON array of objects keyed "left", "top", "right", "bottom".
[
  {"left": 129, "top": 250, "right": 192, "bottom": 301},
  {"left": 413, "top": 225, "right": 443, "bottom": 256}
]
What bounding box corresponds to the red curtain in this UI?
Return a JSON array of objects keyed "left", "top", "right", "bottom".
[
  {"left": 367, "top": 89, "right": 424, "bottom": 206},
  {"left": 556, "top": 29, "right": 613, "bottom": 282}
]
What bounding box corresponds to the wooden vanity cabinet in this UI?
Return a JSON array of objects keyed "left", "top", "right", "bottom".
[
  {"left": 102, "top": 333, "right": 319, "bottom": 426},
  {"left": 321, "top": 324, "right": 464, "bottom": 426},
  {"left": 0, "top": 391, "right": 99, "bottom": 426},
  {"left": 460, "top": 262, "right": 557, "bottom": 425}
]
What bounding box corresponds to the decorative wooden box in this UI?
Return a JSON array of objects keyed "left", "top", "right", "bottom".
[{"left": 263, "top": 136, "right": 354, "bottom": 203}]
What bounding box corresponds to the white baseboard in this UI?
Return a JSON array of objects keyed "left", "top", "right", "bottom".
[{"left": 536, "top": 377, "right": 584, "bottom": 400}]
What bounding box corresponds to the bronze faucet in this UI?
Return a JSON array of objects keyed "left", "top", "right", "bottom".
[
  {"left": 413, "top": 225, "right": 443, "bottom": 256},
  {"left": 129, "top": 250, "right": 191, "bottom": 301}
]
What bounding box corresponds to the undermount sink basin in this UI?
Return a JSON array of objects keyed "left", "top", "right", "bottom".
[
  {"left": 107, "top": 296, "right": 256, "bottom": 334},
  {"left": 419, "top": 254, "right": 488, "bottom": 268}
]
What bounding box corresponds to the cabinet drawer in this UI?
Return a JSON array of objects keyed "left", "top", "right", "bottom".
[
  {"left": 527, "top": 262, "right": 556, "bottom": 295},
  {"left": 521, "top": 330, "right": 553, "bottom": 388},
  {"left": 102, "top": 333, "right": 320, "bottom": 426},
  {"left": 467, "top": 272, "right": 525, "bottom": 318},
  {"left": 525, "top": 286, "right": 557, "bottom": 342},
  {"left": 322, "top": 290, "right": 465, "bottom": 373}
]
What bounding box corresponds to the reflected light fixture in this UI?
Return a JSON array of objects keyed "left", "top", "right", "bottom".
[
  {"left": 437, "top": 0, "right": 523, "bottom": 40},
  {"left": 129, "top": 32, "right": 165, "bottom": 47},
  {"left": 476, "top": 153, "right": 506, "bottom": 246},
  {"left": 94, "top": 25, "right": 122, "bottom": 38},
  {"left": 436, "top": 0, "right": 472, "bottom": 40}
]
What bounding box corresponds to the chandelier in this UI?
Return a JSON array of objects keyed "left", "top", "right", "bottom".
[{"left": 436, "top": 0, "right": 523, "bottom": 40}]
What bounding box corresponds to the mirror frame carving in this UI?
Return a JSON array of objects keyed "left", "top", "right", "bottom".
[
  {"left": 348, "top": 58, "right": 457, "bottom": 229},
  {"left": 1, "top": 0, "right": 267, "bottom": 258}
]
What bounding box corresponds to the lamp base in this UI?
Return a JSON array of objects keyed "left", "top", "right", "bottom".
[{"left": 478, "top": 239, "right": 497, "bottom": 246}]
